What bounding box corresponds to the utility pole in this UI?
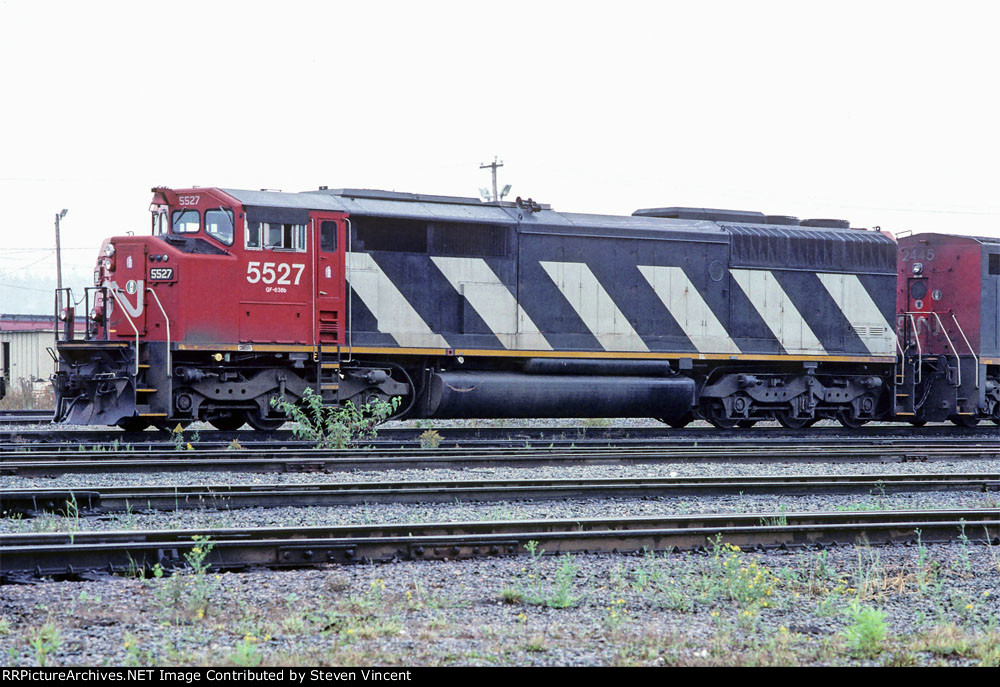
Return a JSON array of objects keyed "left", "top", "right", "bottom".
[
  {"left": 479, "top": 156, "right": 503, "bottom": 202},
  {"left": 54, "top": 209, "right": 68, "bottom": 292},
  {"left": 478, "top": 157, "right": 512, "bottom": 203}
]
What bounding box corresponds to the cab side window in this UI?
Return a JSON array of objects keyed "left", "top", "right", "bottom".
[
  {"left": 262, "top": 223, "right": 306, "bottom": 251},
  {"left": 321, "top": 221, "right": 337, "bottom": 252},
  {"left": 246, "top": 221, "right": 306, "bottom": 251},
  {"left": 205, "top": 209, "right": 234, "bottom": 245},
  {"left": 246, "top": 220, "right": 262, "bottom": 249}
]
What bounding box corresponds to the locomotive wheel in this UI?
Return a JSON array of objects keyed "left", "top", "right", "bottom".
[
  {"left": 836, "top": 411, "right": 868, "bottom": 429},
  {"left": 704, "top": 406, "right": 739, "bottom": 429},
  {"left": 736, "top": 420, "right": 757, "bottom": 428},
  {"left": 908, "top": 420, "right": 927, "bottom": 427},
  {"left": 209, "top": 413, "right": 246, "bottom": 431},
  {"left": 949, "top": 415, "right": 980, "bottom": 428},
  {"left": 775, "top": 411, "right": 811, "bottom": 429},
  {"left": 116, "top": 417, "right": 150, "bottom": 432},
  {"left": 244, "top": 409, "right": 285, "bottom": 432}
]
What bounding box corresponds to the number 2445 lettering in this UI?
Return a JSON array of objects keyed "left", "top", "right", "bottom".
[{"left": 246, "top": 262, "right": 305, "bottom": 286}]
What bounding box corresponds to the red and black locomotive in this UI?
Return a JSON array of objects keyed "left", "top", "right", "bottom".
[{"left": 51, "top": 186, "right": 1000, "bottom": 430}]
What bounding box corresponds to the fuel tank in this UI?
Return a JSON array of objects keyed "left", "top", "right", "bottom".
[{"left": 423, "top": 371, "right": 696, "bottom": 419}]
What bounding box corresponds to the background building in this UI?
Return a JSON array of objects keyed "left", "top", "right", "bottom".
[{"left": 1, "top": 314, "right": 85, "bottom": 406}]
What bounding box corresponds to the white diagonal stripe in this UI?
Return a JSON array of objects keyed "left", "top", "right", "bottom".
[
  {"left": 637, "top": 265, "right": 740, "bottom": 354},
  {"left": 540, "top": 260, "right": 648, "bottom": 351},
  {"left": 731, "top": 269, "right": 826, "bottom": 355},
  {"left": 431, "top": 256, "right": 551, "bottom": 350},
  {"left": 817, "top": 273, "right": 896, "bottom": 356},
  {"left": 346, "top": 252, "right": 449, "bottom": 348}
]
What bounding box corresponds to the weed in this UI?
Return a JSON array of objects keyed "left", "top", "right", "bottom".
[
  {"left": 77, "top": 590, "right": 102, "bottom": 604},
  {"left": 122, "top": 633, "right": 153, "bottom": 666},
  {"left": 524, "top": 635, "right": 549, "bottom": 652},
  {"left": 149, "top": 535, "right": 218, "bottom": 621},
  {"left": 841, "top": 600, "right": 888, "bottom": 657},
  {"left": 230, "top": 638, "right": 263, "bottom": 667},
  {"left": 759, "top": 505, "right": 788, "bottom": 527},
  {"left": 604, "top": 597, "right": 629, "bottom": 632},
  {"left": 709, "top": 537, "right": 778, "bottom": 608},
  {"left": 499, "top": 586, "right": 525, "bottom": 604},
  {"left": 543, "top": 558, "right": 581, "bottom": 608},
  {"left": 271, "top": 387, "right": 400, "bottom": 449},
  {"left": 954, "top": 520, "right": 972, "bottom": 577},
  {"left": 172, "top": 425, "right": 194, "bottom": 451},
  {"left": 419, "top": 429, "right": 442, "bottom": 449},
  {"left": 27, "top": 622, "right": 61, "bottom": 666},
  {"left": 853, "top": 541, "right": 885, "bottom": 600}
]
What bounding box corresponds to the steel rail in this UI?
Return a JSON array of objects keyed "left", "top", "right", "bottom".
[
  {"left": 1, "top": 424, "right": 997, "bottom": 445},
  {"left": 2, "top": 508, "right": 996, "bottom": 580},
  {"left": 0, "top": 410, "right": 54, "bottom": 425},
  {"left": 3, "top": 473, "right": 997, "bottom": 515},
  {"left": 1, "top": 445, "right": 996, "bottom": 477}
]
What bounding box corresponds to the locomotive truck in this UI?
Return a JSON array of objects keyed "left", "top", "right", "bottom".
[{"left": 51, "top": 186, "right": 1000, "bottom": 430}]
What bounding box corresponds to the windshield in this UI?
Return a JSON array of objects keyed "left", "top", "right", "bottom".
[
  {"left": 150, "top": 205, "right": 168, "bottom": 235},
  {"left": 171, "top": 209, "right": 200, "bottom": 234}
]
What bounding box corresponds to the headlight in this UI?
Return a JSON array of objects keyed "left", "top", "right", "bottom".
[{"left": 103, "top": 243, "right": 115, "bottom": 258}]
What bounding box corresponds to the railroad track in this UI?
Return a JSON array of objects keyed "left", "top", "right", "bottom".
[
  {"left": 1, "top": 443, "right": 996, "bottom": 477},
  {"left": 0, "top": 443, "right": 1000, "bottom": 477},
  {"left": 3, "top": 473, "right": 997, "bottom": 515},
  {"left": 0, "top": 409, "right": 53, "bottom": 426},
  {"left": 2, "top": 508, "right": 996, "bottom": 581},
  {"left": 0, "top": 423, "right": 996, "bottom": 448}
]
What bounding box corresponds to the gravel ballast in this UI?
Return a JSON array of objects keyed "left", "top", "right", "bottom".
[
  {"left": 2, "top": 491, "right": 996, "bottom": 535},
  {"left": 1, "top": 542, "right": 997, "bottom": 666},
  {"left": 2, "top": 418, "right": 997, "bottom": 666}
]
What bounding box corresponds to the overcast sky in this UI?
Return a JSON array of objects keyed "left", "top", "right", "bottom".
[{"left": 1, "top": 0, "right": 998, "bottom": 301}]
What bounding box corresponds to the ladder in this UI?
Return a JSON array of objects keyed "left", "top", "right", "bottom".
[
  {"left": 316, "top": 344, "right": 341, "bottom": 405},
  {"left": 894, "top": 313, "right": 919, "bottom": 417}
]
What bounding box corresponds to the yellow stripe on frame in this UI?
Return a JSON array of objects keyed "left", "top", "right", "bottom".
[{"left": 175, "top": 342, "right": 897, "bottom": 364}]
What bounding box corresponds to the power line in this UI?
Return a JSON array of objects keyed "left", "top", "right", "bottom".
[{"left": 0, "top": 282, "right": 55, "bottom": 293}]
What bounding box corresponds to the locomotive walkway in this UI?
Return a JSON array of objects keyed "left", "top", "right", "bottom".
[
  {"left": 2, "top": 508, "right": 996, "bottom": 582},
  {"left": 2, "top": 473, "right": 997, "bottom": 516}
]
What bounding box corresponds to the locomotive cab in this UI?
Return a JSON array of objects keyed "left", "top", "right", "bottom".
[
  {"left": 895, "top": 233, "right": 1000, "bottom": 425},
  {"left": 53, "top": 186, "right": 356, "bottom": 430}
]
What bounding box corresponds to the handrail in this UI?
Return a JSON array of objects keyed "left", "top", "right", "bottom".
[
  {"left": 54, "top": 287, "right": 73, "bottom": 343},
  {"left": 146, "top": 287, "right": 172, "bottom": 414},
  {"left": 950, "top": 313, "right": 979, "bottom": 389},
  {"left": 109, "top": 288, "right": 140, "bottom": 375},
  {"left": 903, "top": 311, "right": 961, "bottom": 387},
  {"left": 345, "top": 217, "right": 353, "bottom": 363},
  {"left": 900, "top": 313, "right": 923, "bottom": 384},
  {"left": 145, "top": 288, "right": 171, "bottom": 377}
]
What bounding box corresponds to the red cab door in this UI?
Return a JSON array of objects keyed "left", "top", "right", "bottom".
[
  {"left": 111, "top": 240, "right": 148, "bottom": 337},
  {"left": 312, "top": 214, "right": 346, "bottom": 347}
]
